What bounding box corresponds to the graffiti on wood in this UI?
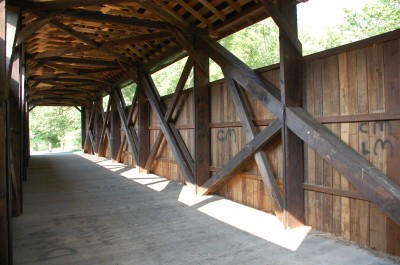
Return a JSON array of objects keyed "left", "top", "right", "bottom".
[
  {"left": 217, "top": 128, "right": 237, "bottom": 143},
  {"left": 359, "top": 121, "right": 393, "bottom": 157}
]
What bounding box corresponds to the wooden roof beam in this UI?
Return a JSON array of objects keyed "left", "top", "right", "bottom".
[
  {"left": 37, "top": 57, "right": 121, "bottom": 67},
  {"left": 16, "top": 12, "right": 60, "bottom": 46},
  {"left": 43, "top": 62, "right": 112, "bottom": 85},
  {"left": 100, "top": 32, "right": 171, "bottom": 49},
  {"left": 62, "top": 9, "right": 169, "bottom": 30},
  {"left": 10, "top": 0, "right": 141, "bottom": 11},
  {"left": 49, "top": 20, "right": 137, "bottom": 66},
  {"left": 33, "top": 44, "right": 94, "bottom": 60},
  {"left": 29, "top": 77, "right": 101, "bottom": 84}
]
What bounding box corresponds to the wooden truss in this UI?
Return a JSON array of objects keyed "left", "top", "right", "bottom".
[{"left": 134, "top": 1, "right": 400, "bottom": 227}]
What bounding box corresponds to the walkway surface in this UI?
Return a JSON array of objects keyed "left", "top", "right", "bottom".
[{"left": 13, "top": 153, "right": 398, "bottom": 265}]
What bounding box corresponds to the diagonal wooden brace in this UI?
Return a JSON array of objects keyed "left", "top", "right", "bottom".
[
  {"left": 145, "top": 58, "right": 193, "bottom": 171},
  {"left": 140, "top": 71, "right": 195, "bottom": 184},
  {"left": 198, "top": 120, "right": 282, "bottom": 195},
  {"left": 112, "top": 88, "right": 139, "bottom": 162},
  {"left": 225, "top": 75, "right": 284, "bottom": 212}
]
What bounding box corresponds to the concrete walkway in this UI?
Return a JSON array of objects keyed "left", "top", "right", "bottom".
[{"left": 13, "top": 153, "right": 398, "bottom": 265}]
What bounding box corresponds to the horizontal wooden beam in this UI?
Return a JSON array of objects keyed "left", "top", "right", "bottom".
[
  {"left": 13, "top": 0, "right": 138, "bottom": 11},
  {"left": 43, "top": 62, "right": 112, "bottom": 85},
  {"left": 38, "top": 57, "right": 121, "bottom": 67},
  {"left": 100, "top": 32, "right": 171, "bottom": 49},
  {"left": 198, "top": 120, "right": 282, "bottom": 195},
  {"left": 62, "top": 9, "right": 169, "bottom": 30},
  {"left": 29, "top": 76, "right": 101, "bottom": 84},
  {"left": 33, "top": 45, "right": 94, "bottom": 60},
  {"left": 303, "top": 183, "right": 368, "bottom": 202}
]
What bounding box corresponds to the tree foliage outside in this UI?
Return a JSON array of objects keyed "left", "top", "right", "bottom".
[
  {"left": 152, "top": 57, "right": 194, "bottom": 96},
  {"left": 30, "top": 107, "right": 81, "bottom": 152},
  {"left": 121, "top": 82, "right": 137, "bottom": 105},
  {"left": 300, "top": 0, "right": 400, "bottom": 54}
]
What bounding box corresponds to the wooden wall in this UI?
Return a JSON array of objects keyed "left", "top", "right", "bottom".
[{"left": 115, "top": 31, "right": 400, "bottom": 256}]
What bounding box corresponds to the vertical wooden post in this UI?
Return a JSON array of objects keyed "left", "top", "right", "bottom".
[
  {"left": 194, "top": 41, "right": 210, "bottom": 190},
  {"left": 110, "top": 94, "right": 121, "bottom": 161},
  {"left": 81, "top": 106, "right": 86, "bottom": 150},
  {"left": 83, "top": 104, "right": 92, "bottom": 154},
  {"left": 9, "top": 51, "right": 22, "bottom": 216},
  {"left": 94, "top": 97, "right": 102, "bottom": 155},
  {"left": 20, "top": 45, "right": 27, "bottom": 181},
  {"left": 279, "top": 0, "right": 304, "bottom": 228},
  {"left": 137, "top": 86, "right": 149, "bottom": 173},
  {"left": 0, "top": 1, "right": 11, "bottom": 264}
]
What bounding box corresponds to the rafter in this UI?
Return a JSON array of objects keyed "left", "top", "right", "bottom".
[{"left": 16, "top": 13, "right": 59, "bottom": 46}]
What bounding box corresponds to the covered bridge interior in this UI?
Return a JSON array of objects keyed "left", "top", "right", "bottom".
[{"left": 1, "top": 0, "right": 400, "bottom": 264}]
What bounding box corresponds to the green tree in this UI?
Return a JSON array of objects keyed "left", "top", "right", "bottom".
[
  {"left": 310, "top": 0, "right": 400, "bottom": 51},
  {"left": 30, "top": 107, "right": 81, "bottom": 151},
  {"left": 341, "top": 0, "right": 400, "bottom": 41},
  {"left": 121, "top": 82, "right": 137, "bottom": 105}
]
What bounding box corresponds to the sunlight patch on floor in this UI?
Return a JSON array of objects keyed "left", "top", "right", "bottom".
[
  {"left": 178, "top": 186, "right": 212, "bottom": 206},
  {"left": 197, "top": 199, "right": 311, "bottom": 251},
  {"left": 96, "top": 160, "right": 126, "bottom": 172},
  {"left": 119, "top": 168, "right": 171, "bottom": 192},
  {"left": 80, "top": 153, "right": 311, "bottom": 251}
]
